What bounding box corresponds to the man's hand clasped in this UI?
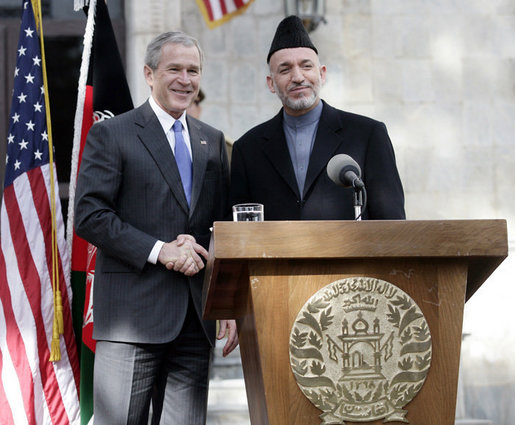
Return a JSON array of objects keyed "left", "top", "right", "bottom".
[{"left": 158, "top": 234, "right": 209, "bottom": 276}]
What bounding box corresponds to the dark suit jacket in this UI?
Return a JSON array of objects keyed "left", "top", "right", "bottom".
[
  {"left": 74, "top": 100, "right": 229, "bottom": 345},
  {"left": 231, "top": 101, "right": 405, "bottom": 220}
]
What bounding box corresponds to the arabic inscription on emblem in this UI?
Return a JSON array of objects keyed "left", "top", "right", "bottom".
[{"left": 289, "top": 277, "right": 432, "bottom": 424}]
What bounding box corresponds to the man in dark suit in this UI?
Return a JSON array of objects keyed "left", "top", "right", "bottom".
[
  {"left": 74, "top": 32, "right": 237, "bottom": 425},
  {"left": 231, "top": 16, "right": 405, "bottom": 220}
]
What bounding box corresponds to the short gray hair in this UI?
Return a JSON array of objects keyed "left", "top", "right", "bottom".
[{"left": 144, "top": 32, "right": 204, "bottom": 70}]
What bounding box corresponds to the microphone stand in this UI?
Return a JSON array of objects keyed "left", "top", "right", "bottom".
[{"left": 352, "top": 183, "right": 366, "bottom": 221}]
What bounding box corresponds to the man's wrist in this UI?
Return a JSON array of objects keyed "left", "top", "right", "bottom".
[{"left": 148, "top": 240, "right": 165, "bottom": 264}]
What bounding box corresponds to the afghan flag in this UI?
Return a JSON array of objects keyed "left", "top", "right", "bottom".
[{"left": 67, "top": 0, "right": 133, "bottom": 423}]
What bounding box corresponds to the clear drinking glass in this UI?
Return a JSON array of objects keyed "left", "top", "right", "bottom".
[{"left": 232, "top": 203, "right": 264, "bottom": 222}]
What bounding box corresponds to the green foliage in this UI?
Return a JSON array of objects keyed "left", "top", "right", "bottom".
[
  {"left": 397, "top": 384, "right": 418, "bottom": 405},
  {"left": 307, "top": 297, "right": 330, "bottom": 314},
  {"left": 415, "top": 352, "right": 431, "bottom": 370},
  {"left": 291, "top": 327, "right": 308, "bottom": 348},
  {"left": 401, "top": 328, "right": 412, "bottom": 344},
  {"left": 318, "top": 389, "right": 335, "bottom": 410},
  {"left": 305, "top": 390, "right": 321, "bottom": 408},
  {"left": 399, "top": 306, "right": 423, "bottom": 334},
  {"left": 398, "top": 356, "right": 413, "bottom": 370},
  {"left": 390, "top": 384, "right": 407, "bottom": 407},
  {"left": 391, "top": 295, "right": 412, "bottom": 310},
  {"left": 298, "top": 311, "right": 323, "bottom": 336},
  {"left": 308, "top": 331, "right": 322, "bottom": 349},
  {"left": 337, "top": 383, "right": 355, "bottom": 403},
  {"left": 311, "top": 360, "right": 326, "bottom": 376},
  {"left": 291, "top": 357, "right": 308, "bottom": 376},
  {"left": 325, "top": 388, "right": 340, "bottom": 407},
  {"left": 387, "top": 304, "right": 401, "bottom": 328},
  {"left": 320, "top": 307, "right": 334, "bottom": 331},
  {"left": 413, "top": 322, "right": 430, "bottom": 341},
  {"left": 307, "top": 388, "right": 335, "bottom": 411}
]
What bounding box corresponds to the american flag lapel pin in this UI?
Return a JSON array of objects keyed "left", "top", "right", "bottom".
[{"left": 200, "top": 140, "right": 207, "bottom": 145}]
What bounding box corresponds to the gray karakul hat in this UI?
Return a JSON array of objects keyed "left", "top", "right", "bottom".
[{"left": 267, "top": 15, "right": 318, "bottom": 63}]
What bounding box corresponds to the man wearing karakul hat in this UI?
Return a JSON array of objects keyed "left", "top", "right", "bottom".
[{"left": 230, "top": 15, "right": 406, "bottom": 221}]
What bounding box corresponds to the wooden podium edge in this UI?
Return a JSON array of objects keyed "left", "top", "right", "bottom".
[{"left": 202, "top": 219, "right": 508, "bottom": 319}]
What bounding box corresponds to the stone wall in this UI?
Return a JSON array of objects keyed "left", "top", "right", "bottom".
[{"left": 177, "top": 0, "right": 515, "bottom": 231}]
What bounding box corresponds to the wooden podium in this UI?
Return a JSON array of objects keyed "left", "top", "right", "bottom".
[{"left": 202, "top": 220, "right": 507, "bottom": 425}]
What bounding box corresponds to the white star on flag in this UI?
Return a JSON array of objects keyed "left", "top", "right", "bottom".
[{"left": 26, "top": 120, "right": 35, "bottom": 131}]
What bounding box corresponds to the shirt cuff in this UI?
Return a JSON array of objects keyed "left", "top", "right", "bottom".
[{"left": 148, "top": 240, "right": 165, "bottom": 264}]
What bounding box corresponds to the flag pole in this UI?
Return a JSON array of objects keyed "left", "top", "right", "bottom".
[
  {"left": 32, "top": 0, "right": 63, "bottom": 361},
  {"left": 67, "top": 0, "right": 96, "bottom": 260}
]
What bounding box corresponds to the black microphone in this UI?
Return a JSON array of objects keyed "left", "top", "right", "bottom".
[{"left": 327, "top": 154, "right": 365, "bottom": 189}]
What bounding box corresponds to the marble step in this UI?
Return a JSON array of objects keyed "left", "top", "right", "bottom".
[
  {"left": 207, "top": 378, "right": 249, "bottom": 425},
  {"left": 208, "top": 339, "right": 249, "bottom": 425}
]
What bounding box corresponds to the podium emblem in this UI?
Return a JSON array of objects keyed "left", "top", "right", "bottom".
[{"left": 289, "top": 277, "right": 432, "bottom": 424}]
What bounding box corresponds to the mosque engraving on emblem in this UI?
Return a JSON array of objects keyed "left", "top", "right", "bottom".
[{"left": 289, "top": 277, "right": 432, "bottom": 424}]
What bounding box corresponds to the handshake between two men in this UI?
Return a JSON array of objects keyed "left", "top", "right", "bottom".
[{"left": 158, "top": 234, "right": 208, "bottom": 276}]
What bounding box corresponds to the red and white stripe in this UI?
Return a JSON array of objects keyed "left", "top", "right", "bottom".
[
  {"left": 0, "top": 163, "right": 80, "bottom": 425},
  {"left": 200, "top": 0, "right": 252, "bottom": 23}
]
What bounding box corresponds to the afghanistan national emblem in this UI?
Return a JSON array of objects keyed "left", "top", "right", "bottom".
[{"left": 289, "top": 277, "right": 432, "bottom": 424}]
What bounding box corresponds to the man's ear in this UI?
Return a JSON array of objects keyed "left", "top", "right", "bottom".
[
  {"left": 319, "top": 64, "right": 327, "bottom": 85},
  {"left": 144, "top": 65, "right": 154, "bottom": 89},
  {"left": 266, "top": 75, "right": 276, "bottom": 94}
]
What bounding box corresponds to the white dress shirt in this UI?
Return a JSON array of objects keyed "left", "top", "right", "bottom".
[{"left": 147, "top": 96, "right": 193, "bottom": 264}]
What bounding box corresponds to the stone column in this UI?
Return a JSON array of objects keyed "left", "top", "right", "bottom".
[{"left": 124, "top": 0, "right": 181, "bottom": 106}]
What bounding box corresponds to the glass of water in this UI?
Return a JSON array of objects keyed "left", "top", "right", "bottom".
[{"left": 232, "top": 203, "right": 264, "bottom": 222}]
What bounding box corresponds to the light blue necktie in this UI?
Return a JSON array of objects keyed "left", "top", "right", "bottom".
[{"left": 172, "top": 120, "right": 192, "bottom": 206}]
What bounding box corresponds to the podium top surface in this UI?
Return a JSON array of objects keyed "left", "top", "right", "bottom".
[
  {"left": 208, "top": 219, "right": 507, "bottom": 260},
  {"left": 203, "top": 220, "right": 508, "bottom": 316}
]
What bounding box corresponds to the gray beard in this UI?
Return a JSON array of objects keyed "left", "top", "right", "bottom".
[
  {"left": 278, "top": 87, "right": 318, "bottom": 111},
  {"left": 284, "top": 94, "right": 316, "bottom": 111}
]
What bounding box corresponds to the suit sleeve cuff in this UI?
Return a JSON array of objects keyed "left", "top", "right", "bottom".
[{"left": 148, "top": 240, "right": 164, "bottom": 264}]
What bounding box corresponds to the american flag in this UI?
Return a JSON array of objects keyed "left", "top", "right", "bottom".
[
  {"left": 196, "top": 0, "right": 255, "bottom": 28},
  {"left": 0, "top": 1, "right": 80, "bottom": 424}
]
